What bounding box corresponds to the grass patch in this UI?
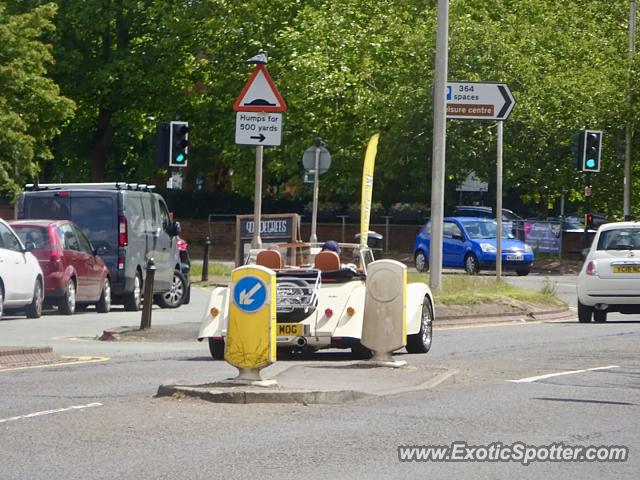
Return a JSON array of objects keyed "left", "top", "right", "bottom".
[
  {"left": 408, "top": 272, "right": 565, "bottom": 307},
  {"left": 189, "top": 262, "right": 232, "bottom": 279}
]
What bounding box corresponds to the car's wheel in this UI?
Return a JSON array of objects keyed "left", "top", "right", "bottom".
[
  {"left": 96, "top": 277, "right": 112, "bottom": 313},
  {"left": 406, "top": 295, "right": 434, "bottom": 354},
  {"left": 464, "top": 253, "right": 479, "bottom": 275},
  {"left": 57, "top": 279, "right": 76, "bottom": 315},
  {"left": 208, "top": 338, "right": 225, "bottom": 360},
  {"left": 516, "top": 268, "right": 530, "bottom": 276},
  {"left": 577, "top": 300, "right": 592, "bottom": 323},
  {"left": 155, "top": 270, "right": 187, "bottom": 308},
  {"left": 351, "top": 342, "right": 373, "bottom": 359},
  {"left": 414, "top": 250, "right": 429, "bottom": 273},
  {"left": 124, "top": 271, "right": 142, "bottom": 311},
  {"left": 593, "top": 309, "right": 607, "bottom": 323},
  {"left": 25, "top": 279, "right": 44, "bottom": 319}
]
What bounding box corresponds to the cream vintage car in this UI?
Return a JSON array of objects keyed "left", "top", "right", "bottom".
[{"left": 197, "top": 242, "right": 434, "bottom": 359}]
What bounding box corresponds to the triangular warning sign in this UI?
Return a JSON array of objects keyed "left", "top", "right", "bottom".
[{"left": 233, "top": 64, "right": 287, "bottom": 112}]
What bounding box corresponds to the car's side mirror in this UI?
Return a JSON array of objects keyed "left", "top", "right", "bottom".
[{"left": 452, "top": 233, "right": 463, "bottom": 241}]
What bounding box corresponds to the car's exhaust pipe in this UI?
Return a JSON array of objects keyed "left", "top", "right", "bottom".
[{"left": 295, "top": 336, "right": 307, "bottom": 347}]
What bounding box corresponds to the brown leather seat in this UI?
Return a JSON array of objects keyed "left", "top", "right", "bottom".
[
  {"left": 256, "top": 249, "right": 282, "bottom": 270},
  {"left": 314, "top": 250, "right": 340, "bottom": 272}
]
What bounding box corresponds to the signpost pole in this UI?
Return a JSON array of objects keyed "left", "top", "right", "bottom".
[
  {"left": 496, "top": 121, "right": 503, "bottom": 280},
  {"left": 429, "top": 0, "right": 449, "bottom": 291},
  {"left": 251, "top": 145, "right": 264, "bottom": 249},
  {"left": 310, "top": 145, "right": 320, "bottom": 243}
]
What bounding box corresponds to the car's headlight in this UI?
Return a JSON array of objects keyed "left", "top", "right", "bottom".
[
  {"left": 480, "top": 243, "right": 497, "bottom": 253},
  {"left": 524, "top": 244, "right": 533, "bottom": 253}
]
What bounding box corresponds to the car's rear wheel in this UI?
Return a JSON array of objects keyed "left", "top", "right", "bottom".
[
  {"left": 577, "top": 300, "right": 592, "bottom": 323},
  {"left": 406, "top": 295, "right": 434, "bottom": 354},
  {"left": 57, "top": 279, "right": 76, "bottom": 315},
  {"left": 516, "top": 268, "right": 530, "bottom": 276},
  {"left": 96, "top": 277, "right": 111, "bottom": 313},
  {"left": 25, "top": 279, "right": 43, "bottom": 319},
  {"left": 464, "top": 253, "right": 479, "bottom": 275},
  {"left": 155, "top": 270, "right": 187, "bottom": 308},
  {"left": 208, "top": 338, "right": 225, "bottom": 360},
  {"left": 593, "top": 309, "right": 607, "bottom": 323},
  {"left": 414, "top": 250, "right": 428, "bottom": 272},
  {"left": 124, "top": 271, "right": 142, "bottom": 311}
]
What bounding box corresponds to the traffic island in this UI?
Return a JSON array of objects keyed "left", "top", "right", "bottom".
[
  {"left": 0, "top": 346, "right": 61, "bottom": 369},
  {"left": 156, "top": 362, "right": 456, "bottom": 404}
]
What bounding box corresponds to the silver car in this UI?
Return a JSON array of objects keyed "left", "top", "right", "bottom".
[{"left": 577, "top": 221, "right": 640, "bottom": 323}]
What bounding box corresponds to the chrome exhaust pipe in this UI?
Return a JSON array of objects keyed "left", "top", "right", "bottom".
[{"left": 295, "top": 336, "right": 307, "bottom": 347}]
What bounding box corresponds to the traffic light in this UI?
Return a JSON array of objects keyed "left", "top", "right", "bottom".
[
  {"left": 169, "top": 121, "right": 188, "bottom": 167},
  {"left": 154, "top": 122, "right": 170, "bottom": 167},
  {"left": 580, "top": 130, "right": 602, "bottom": 172},
  {"left": 585, "top": 213, "right": 594, "bottom": 229}
]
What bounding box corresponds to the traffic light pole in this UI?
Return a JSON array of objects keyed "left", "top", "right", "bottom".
[{"left": 583, "top": 172, "right": 592, "bottom": 250}]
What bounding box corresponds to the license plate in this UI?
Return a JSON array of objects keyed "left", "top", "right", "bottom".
[
  {"left": 612, "top": 265, "right": 640, "bottom": 273},
  {"left": 506, "top": 254, "right": 523, "bottom": 261},
  {"left": 276, "top": 324, "right": 303, "bottom": 336}
]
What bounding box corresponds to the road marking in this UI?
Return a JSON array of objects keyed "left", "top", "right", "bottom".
[
  {"left": 0, "top": 402, "right": 103, "bottom": 424},
  {"left": 0, "top": 356, "right": 109, "bottom": 373},
  {"left": 508, "top": 365, "right": 620, "bottom": 383}
]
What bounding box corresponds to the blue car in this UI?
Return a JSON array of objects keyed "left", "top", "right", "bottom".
[{"left": 413, "top": 217, "right": 534, "bottom": 276}]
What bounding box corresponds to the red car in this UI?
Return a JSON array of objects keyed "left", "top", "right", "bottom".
[{"left": 9, "top": 220, "right": 111, "bottom": 315}]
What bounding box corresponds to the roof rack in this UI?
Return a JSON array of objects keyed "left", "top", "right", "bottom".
[{"left": 23, "top": 182, "right": 156, "bottom": 192}]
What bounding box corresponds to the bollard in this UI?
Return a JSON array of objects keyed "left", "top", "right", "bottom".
[
  {"left": 202, "top": 236, "right": 211, "bottom": 281},
  {"left": 140, "top": 258, "right": 156, "bottom": 330}
]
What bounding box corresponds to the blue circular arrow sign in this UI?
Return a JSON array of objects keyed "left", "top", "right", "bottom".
[{"left": 233, "top": 276, "right": 267, "bottom": 313}]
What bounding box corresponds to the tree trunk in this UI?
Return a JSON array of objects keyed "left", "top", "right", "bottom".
[{"left": 91, "top": 107, "right": 113, "bottom": 181}]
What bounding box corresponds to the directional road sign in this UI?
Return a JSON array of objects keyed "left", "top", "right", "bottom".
[
  {"left": 446, "top": 82, "right": 515, "bottom": 121},
  {"left": 235, "top": 112, "right": 282, "bottom": 146},
  {"left": 233, "top": 275, "right": 267, "bottom": 313}
]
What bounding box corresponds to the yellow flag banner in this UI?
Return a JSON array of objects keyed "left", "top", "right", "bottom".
[{"left": 360, "top": 133, "right": 380, "bottom": 248}]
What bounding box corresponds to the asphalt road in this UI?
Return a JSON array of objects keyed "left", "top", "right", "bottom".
[{"left": 1, "top": 278, "right": 638, "bottom": 480}]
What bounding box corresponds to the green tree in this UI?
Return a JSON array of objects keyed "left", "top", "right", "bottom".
[{"left": 0, "top": 2, "right": 75, "bottom": 199}]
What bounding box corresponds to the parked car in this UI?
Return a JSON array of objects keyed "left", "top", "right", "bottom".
[
  {"left": 0, "top": 218, "right": 44, "bottom": 319},
  {"left": 454, "top": 205, "right": 525, "bottom": 239},
  {"left": 577, "top": 221, "right": 640, "bottom": 323},
  {"left": 17, "top": 183, "right": 187, "bottom": 310},
  {"left": 9, "top": 220, "right": 111, "bottom": 315},
  {"left": 413, "top": 217, "right": 534, "bottom": 276}
]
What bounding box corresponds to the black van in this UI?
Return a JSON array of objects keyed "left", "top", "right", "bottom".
[{"left": 17, "top": 183, "right": 188, "bottom": 311}]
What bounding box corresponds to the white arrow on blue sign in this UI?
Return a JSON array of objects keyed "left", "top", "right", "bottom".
[{"left": 233, "top": 276, "right": 267, "bottom": 313}]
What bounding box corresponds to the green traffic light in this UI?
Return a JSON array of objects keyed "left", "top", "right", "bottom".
[
  {"left": 586, "top": 158, "right": 596, "bottom": 169},
  {"left": 175, "top": 153, "right": 185, "bottom": 163}
]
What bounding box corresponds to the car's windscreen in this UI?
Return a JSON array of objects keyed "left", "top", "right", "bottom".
[
  {"left": 12, "top": 226, "right": 50, "bottom": 249},
  {"left": 461, "top": 220, "right": 497, "bottom": 239},
  {"left": 597, "top": 228, "right": 640, "bottom": 250}
]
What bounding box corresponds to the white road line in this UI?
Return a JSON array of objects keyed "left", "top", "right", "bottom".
[
  {"left": 0, "top": 402, "right": 103, "bottom": 424},
  {"left": 508, "top": 365, "right": 620, "bottom": 383}
]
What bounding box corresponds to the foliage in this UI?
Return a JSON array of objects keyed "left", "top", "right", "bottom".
[
  {"left": 0, "top": 2, "right": 75, "bottom": 199},
  {"left": 3, "top": 0, "right": 640, "bottom": 221}
]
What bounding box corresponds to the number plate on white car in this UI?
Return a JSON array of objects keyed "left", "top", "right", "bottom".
[
  {"left": 612, "top": 265, "right": 640, "bottom": 274},
  {"left": 277, "top": 324, "right": 303, "bottom": 336}
]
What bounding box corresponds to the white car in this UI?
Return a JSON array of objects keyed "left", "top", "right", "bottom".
[
  {"left": 577, "top": 221, "right": 640, "bottom": 323},
  {"left": 198, "top": 242, "right": 434, "bottom": 359},
  {"left": 0, "top": 218, "right": 45, "bottom": 319}
]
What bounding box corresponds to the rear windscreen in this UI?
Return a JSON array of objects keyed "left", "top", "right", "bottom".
[{"left": 12, "top": 226, "right": 50, "bottom": 250}]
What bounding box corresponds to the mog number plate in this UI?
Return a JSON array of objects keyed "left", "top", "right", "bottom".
[
  {"left": 277, "top": 324, "right": 303, "bottom": 336},
  {"left": 612, "top": 265, "right": 640, "bottom": 274}
]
